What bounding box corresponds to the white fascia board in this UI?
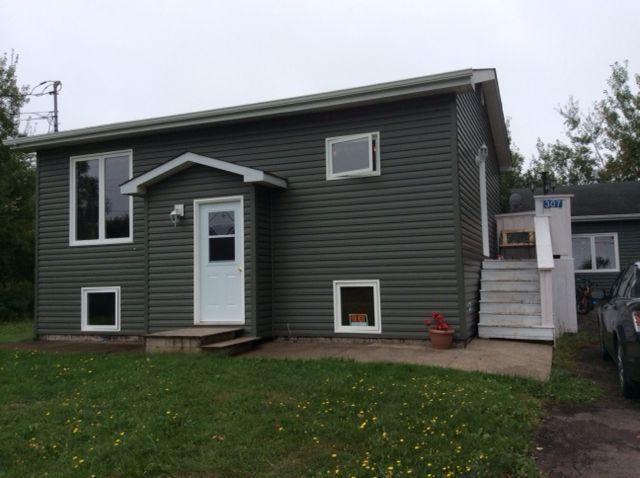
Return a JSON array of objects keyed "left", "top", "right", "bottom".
[
  {"left": 571, "top": 213, "right": 640, "bottom": 222},
  {"left": 120, "top": 152, "right": 286, "bottom": 195}
]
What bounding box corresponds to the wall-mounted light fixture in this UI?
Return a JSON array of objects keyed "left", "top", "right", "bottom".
[
  {"left": 475, "top": 143, "right": 488, "bottom": 165},
  {"left": 169, "top": 204, "right": 184, "bottom": 227}
]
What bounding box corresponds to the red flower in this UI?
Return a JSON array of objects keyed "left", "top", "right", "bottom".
[{"left": 425, "top": 312, "right": 451, "bottom": 331}]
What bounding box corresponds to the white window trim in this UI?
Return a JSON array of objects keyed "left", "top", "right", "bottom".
[
  {"left": 333, "top": 279, "right": 382, "bottom": 334},
  {"left": 81, "top": 286, "right": 121, "bottom": 332},
  {"left": 69, "top": 150, "right": 134, "bottom": 246},
  {"left": 325, "top": 132, "right": 381, "bottom": 180},
  {"left": 573, "top": 233, "right": 620, "bottom": 273}
]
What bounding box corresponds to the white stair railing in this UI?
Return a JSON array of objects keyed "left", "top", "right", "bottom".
[{"left": 534, "top": 215, "right": 554, "bottom": 331}]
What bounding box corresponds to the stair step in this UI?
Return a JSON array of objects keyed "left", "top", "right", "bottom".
[
  {"left": 201, "top": 336, "right": 261, "bottom": 355},
  {"left": 479, "top": 313, "right": 542, "bottom": 327},
  {"left": 480, "top": 291, "right": 540, "bottom": 304},
  {"left": 145, "top": 327, "right": 243, "bottom": 353},
  {"left": 483, "top": 260, "right": 538, "bottom": 270},
  {"left": 480, "top": 301, "right": 541, "bottom": 315},
  {"left": 482, "top": 269, "right": 539, "bottom": 282},
  {"left": 478, "top": 324, "right": 554, "bottom": 341},
  {"left": 145, "top": 327, "right": 243, "bottom": 339},
  {"left": 481, "top": 280, "right": 540, "bottom": 292}
]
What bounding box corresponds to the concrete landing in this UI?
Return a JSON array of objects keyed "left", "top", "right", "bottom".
[{"left": 245, "top": 338, "right": 553, "bottom": 381}]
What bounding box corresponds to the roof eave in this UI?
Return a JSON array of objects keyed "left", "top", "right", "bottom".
[
  {"left": 471, "top": 69, "right": 512, "bottom": 171},
  {"left": 5, "top": 69, "right": 479, "bottom": 152}
]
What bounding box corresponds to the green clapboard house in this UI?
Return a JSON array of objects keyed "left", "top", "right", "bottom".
[{"left": 5, "top": 69, "right": 512, "bottom": 347}]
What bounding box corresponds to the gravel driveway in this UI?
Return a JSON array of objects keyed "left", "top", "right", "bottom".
[{"left": 535, "top": 313, "right": 640, "bottom": 477}]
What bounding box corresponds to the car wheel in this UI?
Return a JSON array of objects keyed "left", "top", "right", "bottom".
[
  {"left": 601, "top": 333, "right": 611, "bottom": 361},
  {"left": 577, "top": 301, "right": 588, "bottom": 315},
  {"left": 617, "top": 342, "right": 638, "bottom": 399}
]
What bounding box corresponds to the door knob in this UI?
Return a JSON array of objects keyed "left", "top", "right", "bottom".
[{"left": 238, "top": 266, "right": 243, "bottom": 272}]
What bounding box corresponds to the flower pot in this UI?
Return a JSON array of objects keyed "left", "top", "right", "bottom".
[{"left": 428, "top": 328, "right": 454, "bottom": 349}]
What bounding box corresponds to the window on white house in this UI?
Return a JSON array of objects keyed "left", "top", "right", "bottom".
[
  {"left": 81, "top": 287, "right": 120, "bottom": 332},
  {"left": 333, "top": 280, "right": 381, "bottom": 333},
  {"left": 572, "top": 233, "right": 619, "bottom": 273},
  {"left": 71, "top": 151, "right": 133, "bottom": 245},
  {"left": 326, "top": 132, "right": 380, "bottom": 180}
]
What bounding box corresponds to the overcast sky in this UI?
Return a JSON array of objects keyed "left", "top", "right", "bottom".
[{"left": 2, "top": 0, "right": 639, "bottom": 161}]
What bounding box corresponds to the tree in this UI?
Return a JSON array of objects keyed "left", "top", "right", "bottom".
[
  {"left": 598, "top": 61, "right": 640, "bottom": 181},
  {"left": 0, "top": 52, "right": 35, "bottom": 320},
  {"left": 527, "top": 61, "right": 640, "bottom": 184},
  {"left": 500, "top": 119, "right": 534, "bottom": 210}
]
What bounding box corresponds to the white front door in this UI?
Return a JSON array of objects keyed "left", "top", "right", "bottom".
[{"left": 195, "top": 198, "right": 244, "bottom": 324}]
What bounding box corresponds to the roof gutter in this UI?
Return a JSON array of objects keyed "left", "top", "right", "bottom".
[
  {"left": 572, "top": 213, "right": 640, "bottom": 222},
  {"left": 4, "top": 68, "right": 511, "bottom": 170}
]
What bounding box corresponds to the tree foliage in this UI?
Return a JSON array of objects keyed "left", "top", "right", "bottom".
[
  {"left": 500, "top": 119, "right": 534, "bottom": 210},
  {"left": 526, "top": 61, "right": 640, "bottom": 185},
  {"left": 0, "top": 52, "right": 35, "bottom": 320}
]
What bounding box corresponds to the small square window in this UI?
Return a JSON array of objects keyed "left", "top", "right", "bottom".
[
  {"left": 81, "top": 287, "right": 120, "bottom": 332},
  {"left": 333, "top": 280, "right": 381, "bottom": 334},
  {"left": 326, "top": 132, "right": 380, "bottom": 180}
]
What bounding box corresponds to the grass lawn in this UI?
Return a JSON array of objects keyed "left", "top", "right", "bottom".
[
  {"left": 0, "top": 322, "right": 597, "bottom": 478},
  {"left": 0, "top": 320, "right": 33, "bottom": 343}
]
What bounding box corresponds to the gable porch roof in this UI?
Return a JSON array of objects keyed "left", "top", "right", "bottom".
[{"left": 120, "top": 151, "right": 287, "bottom": 195}]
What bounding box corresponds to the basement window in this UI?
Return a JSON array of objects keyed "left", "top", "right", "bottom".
[
  {"left": 81, "top": 287, "right": 121, "bottom": 332},
  {"left": 572, "top": 233, "right": 619, "bottom": 273},
  {"left": 333, "top": 280, "right": 381, "bottom": 334},
  {"left": 326, "top": 132, "right": 380, "bottom": 180}
]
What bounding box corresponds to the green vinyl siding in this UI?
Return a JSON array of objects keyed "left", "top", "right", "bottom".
[
  {"left": 35, "top": 94, "right": 471, "bottom": 339},
  {"left": 455, "top": 89, "right": 502, "bottom": 340},
  {"left": 145, "top": 165, "right": 254, "bottom": 335},
  {"left": 255, "top": 187, "right": 273, "bottom": 338},
  {"left": 573, "top": 219, "right": 640, "bottom": 293},
  {"left": 36, "top": 153, "right": 145, "bottom": 336}
]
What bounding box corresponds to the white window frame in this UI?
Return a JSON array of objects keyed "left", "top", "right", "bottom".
[
  {"left": 81, "top": 286, "right": 121, "bottom": 332},
  {"left": 69, "top": 150, "right": 133, "bottom": 246},
  {"left": 572, "top": 233, "right": 620, "bottom": 273},
  {"left": 333, "top": 279, "right": 382, "bottom": 334},
  {"left": 325, "top": 132, "right": 381, "bottom": 180}
]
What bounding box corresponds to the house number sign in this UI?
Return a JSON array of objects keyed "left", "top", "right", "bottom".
[
  {"left": 349, "top": 313, "right": 368, "bottom": 325},
  {"left": 543, "top": 199, "right": 563, "bottom": 208}
]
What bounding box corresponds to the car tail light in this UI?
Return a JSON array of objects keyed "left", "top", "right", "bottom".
[{"left": 634, "top": 311, "right": 640, "bottom": 333}]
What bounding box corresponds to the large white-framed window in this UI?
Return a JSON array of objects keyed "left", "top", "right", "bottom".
[
  {"left": 572, "top": 233, "right": 620, "bottom": 273},
  {"left": 333, "top": 279, "right": 382, "bottom": 334},
  {"left": 81, "top": 286, "right": 121, "bottom": 332},
  {"left": 326, "top": 132, "right": 380, "bottom": 180},
  {"left": 70, "top": 150, "right": 133, "bottom": 246}
]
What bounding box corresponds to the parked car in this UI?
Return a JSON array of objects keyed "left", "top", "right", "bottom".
[{"left": 598, "top": 262, "right": 640, "bottom": 398}]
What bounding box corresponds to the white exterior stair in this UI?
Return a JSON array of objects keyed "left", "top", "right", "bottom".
[{"left": 477, "top": 260, "right": 553, "bottom": 342}]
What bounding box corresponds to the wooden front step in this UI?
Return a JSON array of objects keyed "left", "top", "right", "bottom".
[
  {"left": 200, "top": 336, "right": 261, "bottom": 356},
  {"left": 145, "top": 327, "right": 244, "bottom": 353}
]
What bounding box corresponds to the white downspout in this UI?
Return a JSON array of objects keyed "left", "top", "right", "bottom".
[{"left": 475, "top": 144, "right": 489, "bottom": 257}]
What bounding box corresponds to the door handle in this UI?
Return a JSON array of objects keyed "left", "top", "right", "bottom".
[{"left": 238, "top": 266, "right": 243, "bottom": 272}]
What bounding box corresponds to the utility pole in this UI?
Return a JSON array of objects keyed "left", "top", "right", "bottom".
[
  {"left": 51, "top": 80, "right": 61, "bottom": 132},
  {"left": 25, "top": 80, "right": 62, "bottom": 133}
]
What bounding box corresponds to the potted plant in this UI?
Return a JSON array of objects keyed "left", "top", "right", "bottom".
[{"left": 425, "top": 312, "right": 454, "bottom": 349}]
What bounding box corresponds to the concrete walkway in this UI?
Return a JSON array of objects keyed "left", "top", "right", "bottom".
[{"left": 245, "top": 338, "right": 553, "bottom": 381}]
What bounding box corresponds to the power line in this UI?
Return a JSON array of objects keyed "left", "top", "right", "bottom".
[{"left": 22, "top": 80, "right": 62, "bottom": 132}]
